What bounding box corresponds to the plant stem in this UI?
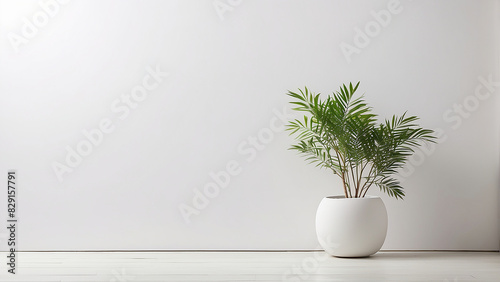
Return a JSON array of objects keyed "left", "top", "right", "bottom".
[
  {"left": 333, "top": 148, "right": 349, "bottom": 198},
  {"left": 359, "top": 164, "right": 375, "bottom": 196},
  {"left": 350, "top": 164, "right": 358, "bottom": 197},
  {"left": 361, "top": 187, "right": 370, "bottom": 197},
  {"left": 356, "top": 162, "right": 368, "bottom": 196},
  {"left": 357, "top": 163, "right": 364, "bottom": 193}
]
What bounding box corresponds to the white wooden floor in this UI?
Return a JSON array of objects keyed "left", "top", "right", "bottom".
[{"left": 0, "top": 251, "right": 499, "bottom": 281}]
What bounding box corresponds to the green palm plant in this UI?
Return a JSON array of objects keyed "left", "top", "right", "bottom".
[{"left": 287, "top": 82, "right": 436, "bottom": 199}]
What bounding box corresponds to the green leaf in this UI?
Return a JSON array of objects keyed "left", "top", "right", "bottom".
[{"left": 286, "top": 82, "right": 436, "bottom": 199}]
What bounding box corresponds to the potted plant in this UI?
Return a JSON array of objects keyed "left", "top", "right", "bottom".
[{"left": 286, "top": 82, "right": 436, "bottom": 257}]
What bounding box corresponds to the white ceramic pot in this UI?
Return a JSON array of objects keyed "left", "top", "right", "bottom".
[{"left": 315, "top": 195, "right": 388, "bottom": 257}]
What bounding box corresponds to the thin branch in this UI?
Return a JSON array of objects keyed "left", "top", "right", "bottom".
[
  {"left": 359, "top": 164, "right": 375, "bottom": 196},
  {"left": 356, "top": 161, "right": 368, "bottom": 192},
  {"left": 333, "top": 148, "right": 349, "bottom": 198},
  {"left": 350, "top": 163, "right": 358, "bottom": 197}
]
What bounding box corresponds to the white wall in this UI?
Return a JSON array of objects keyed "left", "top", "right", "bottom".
[
  {"left": 497, "top": 0, "right": 500, "bottom": 250},
  {"left": 0, "top": 0, "right": 498, "bottom": 251}
]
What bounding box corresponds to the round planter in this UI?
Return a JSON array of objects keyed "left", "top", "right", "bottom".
[{"left": 315, "top": 195, "right": 388, "bottom": 257}]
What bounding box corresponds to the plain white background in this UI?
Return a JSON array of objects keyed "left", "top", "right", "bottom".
[{"left": 0, "top": 0, "right": 498, "bottom": 251}]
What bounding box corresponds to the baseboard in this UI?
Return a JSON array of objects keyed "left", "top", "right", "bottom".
[{"left": 6, "top": 249, "right": 500, "bottom": 253}]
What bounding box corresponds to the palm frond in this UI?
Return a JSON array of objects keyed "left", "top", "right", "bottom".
[{"left": 286, "top": 82, "right": 436, "bottom": 199}]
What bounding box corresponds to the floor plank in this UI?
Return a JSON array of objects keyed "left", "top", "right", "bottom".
[{"left": 0, "top": 251, "right": 498, "bottom": 281}]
